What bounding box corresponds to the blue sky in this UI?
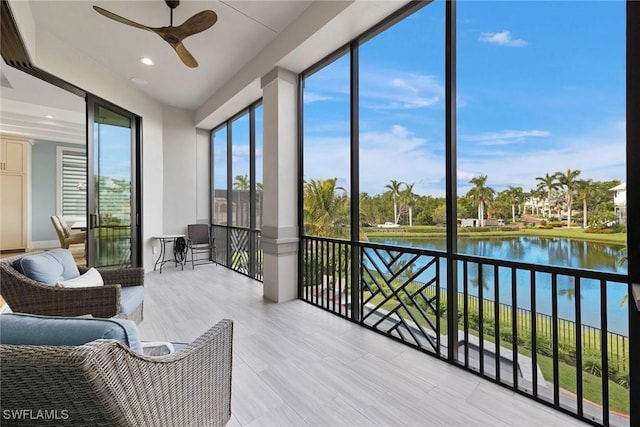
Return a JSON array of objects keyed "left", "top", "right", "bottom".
[
  {"left": 213, "top": 105, "right": 263, "bottom": 189},
  {"left": 93, "top": 124, "right": 131, "bottom": 181},
  {"left": 302, "top": 0, "right": 626, "bottom": 197}
]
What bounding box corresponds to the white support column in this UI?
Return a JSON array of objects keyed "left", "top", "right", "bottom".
[{"left": 260, "top": 67, "right": 298, "bottom": 302}]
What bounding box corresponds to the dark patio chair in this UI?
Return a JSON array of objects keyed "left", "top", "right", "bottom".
[{"left": 187, "top": 224, "right": 217, "bottom": 269}]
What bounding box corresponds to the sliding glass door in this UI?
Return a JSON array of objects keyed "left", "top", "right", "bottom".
[{"left": 87, "top": 96, "right": 141, "bottom": 268}]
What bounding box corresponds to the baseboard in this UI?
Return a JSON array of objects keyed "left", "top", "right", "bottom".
[{"left": 29, "top": 240, "right": 59, "bottom": 250}]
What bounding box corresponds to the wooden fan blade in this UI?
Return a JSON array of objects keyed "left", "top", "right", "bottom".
[
  {"left": 174, "top": 10, "right": 217, "bottom": 40},
  {"left": 174, "top": 42, "right": 199, "bottom": 68},
  {"left": 93, "top": 6, "right": 153, "bottom": 33}
]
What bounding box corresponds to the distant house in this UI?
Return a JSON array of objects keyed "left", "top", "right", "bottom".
[
  {"left": 457, "top": 218, "right": 504, "bottom": 227},
  {"left": 458, "top": 218, "right": 479, "bottom": 227},
  {"left": 377, "top": 222, "right": 400, "bottom": 228},
  {"left": 610, "top": 182, "right": 627, "bottom": 225}
]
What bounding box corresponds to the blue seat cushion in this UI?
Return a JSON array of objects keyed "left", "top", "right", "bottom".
[
  {"left": 13, "top": 249, "right": 80, "bottom": 285},
  {"left": 0, "top": 312, "right": 142, "bottom": 354},
  {"left": 120, "top": 286, "right": 145, "bottom": 316}
]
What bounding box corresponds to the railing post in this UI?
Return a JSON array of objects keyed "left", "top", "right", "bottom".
[
  {"left": 626, "top": 1, "right": 640, "bottom": 424},
  {"left": 349, "top": 39, "right": 362, "bottom": 322},
  {"left": 350, "top": 245, "right": 361, "bottom": 322},
  {"left": 445, "top": 0, "right": 459, "bottom": 363}
]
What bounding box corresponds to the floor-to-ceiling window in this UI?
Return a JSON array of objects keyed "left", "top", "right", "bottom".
[
  {"left": 211, "top": 100, "right": 263, "bottom": 280},
  {"left": 299, "top": 1, "right": 629, "bottom": 424},
  {"left": 87, "top": 98, "right": 141, "bottom": 269},
  {"left": 255, "top": 104, "right": 264, "bottom": 231},
  {"left": 456, "top": 2, "right": 627, "bottom": 421},
  {"left": 302, "top": 51, "right": 351, "bottom": 240},
  {"left": 359, "top": 4, "right": 445, "bottom": 237},
  {"left": 231, "top": 114, "right": 250, "bottom": 228}
]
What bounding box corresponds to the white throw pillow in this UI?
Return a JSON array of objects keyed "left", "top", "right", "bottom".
[{"left": 56, "top": 267, "right": 104, "bottom": 288}]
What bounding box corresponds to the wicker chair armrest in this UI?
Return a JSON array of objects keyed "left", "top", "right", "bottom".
[
  {"left": 3, "top": 275, "right": 119, "bottom": 319},
  {"left": 1, "top": 263, "right": 120, "bottom": 318},
  {"left": 87, "top": 319, "right": 233, "bottom": 426},
  {"left": 93, "top": 267, "right": 145, "bottom": 287}
]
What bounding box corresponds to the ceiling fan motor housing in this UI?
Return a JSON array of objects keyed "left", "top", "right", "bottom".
[{"left": 165, "top": 0, "right": 180, "bottom": 9}]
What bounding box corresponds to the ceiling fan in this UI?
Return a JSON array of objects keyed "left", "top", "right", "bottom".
[{"left": 93, "top": 0, "right": 217, "bottom": 68}]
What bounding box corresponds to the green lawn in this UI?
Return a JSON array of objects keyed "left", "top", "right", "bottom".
[
  {"left": 364, "top": 291, "right": 630, "bottom": 415},
  {"left": 533, "top": 350, "right": 629, "bottom": 415},
  {"left": 364, "top": 225, "right": 627, "bottom": 245}
]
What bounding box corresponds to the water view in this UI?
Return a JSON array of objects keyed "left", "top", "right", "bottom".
[{"left": 369, "top": 236, "right": 628, "bottom": 334}]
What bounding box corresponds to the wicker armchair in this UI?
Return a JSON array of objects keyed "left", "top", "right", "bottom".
[
  {"left": 50, "top": 215, "right": 86, "bottom": 249},
  {"left": 0, "top": 319, "right": 233, "bottom": 427},
  {"left": 0, "top": 253, "right": 144, "bottom": 323}
]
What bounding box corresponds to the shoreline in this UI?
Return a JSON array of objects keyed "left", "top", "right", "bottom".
[{"left": 364, "top": 226, "right": 627, "bottom": 246}]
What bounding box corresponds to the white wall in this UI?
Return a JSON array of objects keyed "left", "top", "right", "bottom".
[
  {"left": 162, "top": 106, "right": 198, "bottom": 235},
  {"left": 196, "top": 129, "right": 210, "bottom": 223},
  {"left": 17, "top": 26, "right": 208, "bottom": 270},
  {"left": 31, "top": 29, "right": 164, "bottom": 271}
]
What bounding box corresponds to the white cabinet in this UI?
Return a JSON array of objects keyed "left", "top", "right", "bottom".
[
  {"left": 0, "top": 136, "right": 28, "bottom": 251},
  {"left": 0, "top": 137, "right": 26, "bottom": 173}
]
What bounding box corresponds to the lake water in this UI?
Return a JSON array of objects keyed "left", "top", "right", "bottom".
[{"left": 368, "top": 236, "right": 628, "bottom": 335}]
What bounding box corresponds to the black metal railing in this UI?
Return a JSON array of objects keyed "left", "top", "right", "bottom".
[
  {"left": 94, "top": 225, "right": 131, "bottom": 269},
  {"left": 212, "top": 225, "right": 263, "bottom": 281},
  {"left": 301, "top": 237, "right": 351, "bottom": 318},
  {"left": 300, "top": 236, "right": 629, "bottom": 427}
]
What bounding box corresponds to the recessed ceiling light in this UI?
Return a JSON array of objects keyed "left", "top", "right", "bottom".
[
  {"left": 45, "top": 115, "right": 54, "bottom": 119},
  {"left": 140, "top": 57, "right": 154, "bottom": 66},
  {"left": 131, "top": 77, "right": 148, "bottom": 85}
]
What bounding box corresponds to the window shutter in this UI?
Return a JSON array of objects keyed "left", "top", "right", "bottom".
[{"left": 61, "top": 151, "right": 87, "bottom": 217}]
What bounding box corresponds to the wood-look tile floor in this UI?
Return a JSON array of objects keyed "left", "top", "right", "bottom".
[{"left": 139, "top": 263, "right": 587, "bottom": 427}]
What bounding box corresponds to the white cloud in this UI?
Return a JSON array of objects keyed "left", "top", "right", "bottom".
[
  {"left": 304, "top": 118, "right": 625, "bottom": 198},
  {"left": 457, "top": 170, "right": 477, "bottom": 182},
  {"left": 231, "top": 143, "right": 250, "bottom": 165},
  {"left": 304, "top": 120, "right": 350, "bottom": 134},
  {"left": 457, "top": 128, "right": 625, "bottom": 193},
  {"left": 479, "top": 31, "right": 528, "bottom": 47},
  {"left": 359, "top": 125, "right": 426, "bottom": 150},
  {"left": 359, "top": 126, "right": 445, "bottom": 196},
  {"left": 460, "top": 129, "right": 551, "bottom": 146},
  {"left": 304, "top": 124, "right": 445, "bottom": 195},
  {"left": 361, "top": 71, "right": 444, "bottom": 111},
  {"left": 304, "top": 92, "right": 334, "bottom": 104},
  {"left": 302, "top": 135, "right": 351, "bottom": 188}
]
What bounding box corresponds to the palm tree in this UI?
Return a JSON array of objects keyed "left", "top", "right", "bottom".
[
  {"left": 535, "top": 172, "right": 560, "bottom": 218},
  {"left": 504, "top": 186, "right": 524, "bottom": 224},
  {"left": 303, "top": 178, "right": 350, "bottom": 238},
  {"left": 233, "top": 174, "right": 250, "bottom": 190},
  {"left": 557, "top": 169, "right": 581, "bottom": 227},
  {"left": 384, "top": 179, "right": 404, "bottom": 224},
  {"left": 233, "top": 174, "right": 250, "bottom": 226},
  {"left": 532, "top": 187, "right": 547, "bottom": 216},
  {"left": 575, "top": 179, "right": 594, "bottom": 228},
  {"left": 400, "top": 182, "right": 417, "bottom": 227},
  {"left": 466, "top": 175, "right": 495, "bottom": 227}
]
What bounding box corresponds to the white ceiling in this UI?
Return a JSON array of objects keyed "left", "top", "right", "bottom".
[
  {"left": 0, "top": 0, "right": 312, "bottom": 143},
  {"left": 0, "top": 0, "right": 409, "bottom": 143},
  {"left": 0, "top": 61, "right": 85, "bottom": 144},
  {"left": 29, "top": 0, "right": 313, "bottom": 110}
]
